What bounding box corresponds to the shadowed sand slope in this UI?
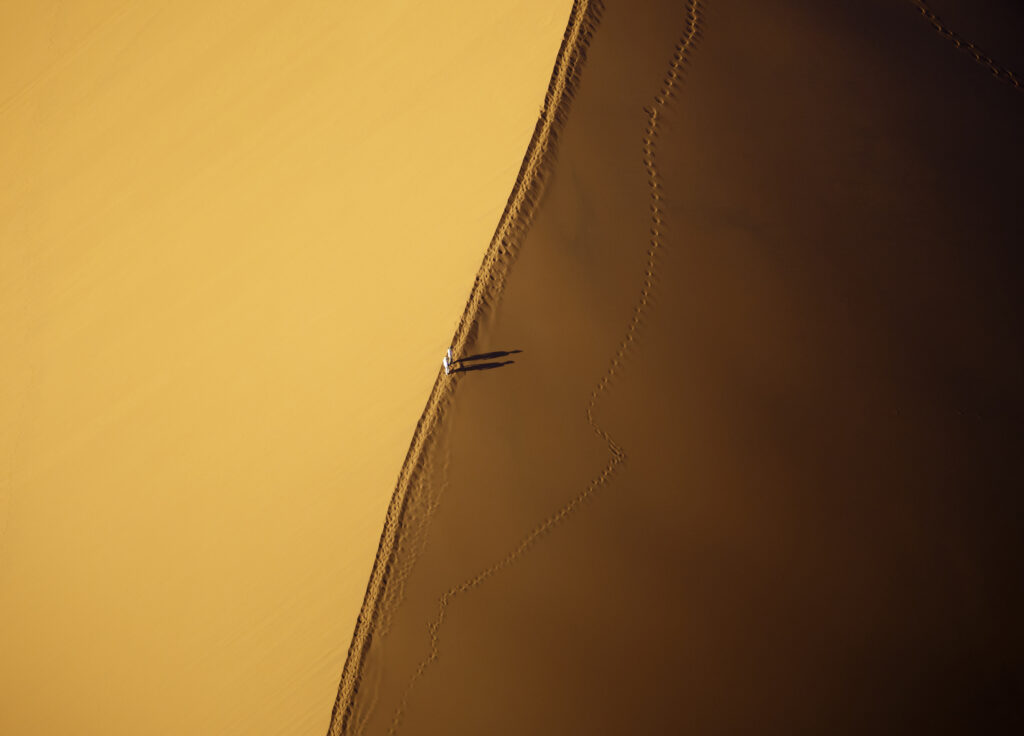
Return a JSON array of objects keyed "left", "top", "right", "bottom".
[
  {"left": 332, "top": 0, "right": 1024, "bottom": 733},
  {"left": 0, "top": 1, "right": 573, "bottom": 734}
]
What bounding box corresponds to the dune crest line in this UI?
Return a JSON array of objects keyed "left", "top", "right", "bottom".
[
  {"left": 325, "top": 2, "right": 601, "bottom": 734},
  {"left": 348, "top": 435, "right": 451, "bottom": 736},
  {"left": 908, "top": 0, "right": 1023, "bottom": 93},
  {"left": 386, "top": 3, "right": 705, "bottom": 733}
]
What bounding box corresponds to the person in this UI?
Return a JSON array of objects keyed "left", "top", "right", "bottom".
[{"left": 443, "top": 347, "right": 453, "bottom": 375}]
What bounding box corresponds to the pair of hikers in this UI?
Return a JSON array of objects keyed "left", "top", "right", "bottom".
[{"left": 442, "top": 347, "right": 454, "bottom": 375}]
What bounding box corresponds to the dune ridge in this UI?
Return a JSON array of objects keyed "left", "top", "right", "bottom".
[
  {"left": 325, "top": 2, "right": 601, "bottom": 733},
  {"left": 380, "top": 5, "right": 706, "bottom": 734},
  {"left": 909, "top": 0, "right": 1023, "bottom": 91},
  {"left": 345, "top": 429, "right": 451, "bottom": 736}
]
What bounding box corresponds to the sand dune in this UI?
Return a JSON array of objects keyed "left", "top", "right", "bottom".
[
  {"left": 330, "top": 0, "right": 1024, "bottom": 733},
  {"left": 0, "top": 2, "right": 572, "bottom": 734}
]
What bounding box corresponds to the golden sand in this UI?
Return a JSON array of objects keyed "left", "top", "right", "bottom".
[{"left": 0, "top": 1, "right": 572, "bottom": 734}]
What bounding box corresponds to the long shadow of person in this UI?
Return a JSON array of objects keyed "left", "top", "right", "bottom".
[
  {"left": 457, "top": 349, "right": 522, "bottom": 362},
  {"left": 449, "top": 349, "right": 521, "bottom": 374},
  {"left": 452, "top": 360, "right": 515, "bottom": 373}
]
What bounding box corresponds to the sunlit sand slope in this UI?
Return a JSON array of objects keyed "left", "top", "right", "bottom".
[
  {"left": 336, "top": 0, "right": 1024, "bottom": 733},
  {"left": 0, "top": 1, "right": 572, "bottom": 734}
]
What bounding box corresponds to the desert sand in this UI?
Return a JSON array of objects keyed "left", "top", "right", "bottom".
[
  {"left": 0, "top": 1, "right": 573, "bottom": 734},
  {"left": 330, "top": 0, "right": 1024, "bottom": 734}
]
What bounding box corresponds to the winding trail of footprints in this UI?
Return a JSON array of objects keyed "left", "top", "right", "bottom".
[
  {"left": 386, "top": 3, "right": 705, "bottom": 733},
  {"left": 908, "top": 0, "right": 1023, "bottom": 93}
]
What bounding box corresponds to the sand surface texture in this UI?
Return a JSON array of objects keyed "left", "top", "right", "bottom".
[
  {"left": 332, "top": 0, "right": 1024, "bottom": 733},
  {"left": 0, "top": 2, "right": 572, "bottom": 734}
]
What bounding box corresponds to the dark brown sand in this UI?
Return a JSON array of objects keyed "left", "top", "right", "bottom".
[{"left": 329, "top": 0, "right": 1024, "bottom": 733}]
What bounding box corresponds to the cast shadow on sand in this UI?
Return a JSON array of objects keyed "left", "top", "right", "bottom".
[{"left": 452, "top": 349, "right": 521, "bottom": 373}]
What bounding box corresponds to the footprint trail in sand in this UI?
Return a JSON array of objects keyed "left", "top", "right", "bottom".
[
  {"left": 385, "top": 3, "right": 705, "bottom": 733},
  {"left": 908, "top": 0, "right": 1023, "bottom": 93}
]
